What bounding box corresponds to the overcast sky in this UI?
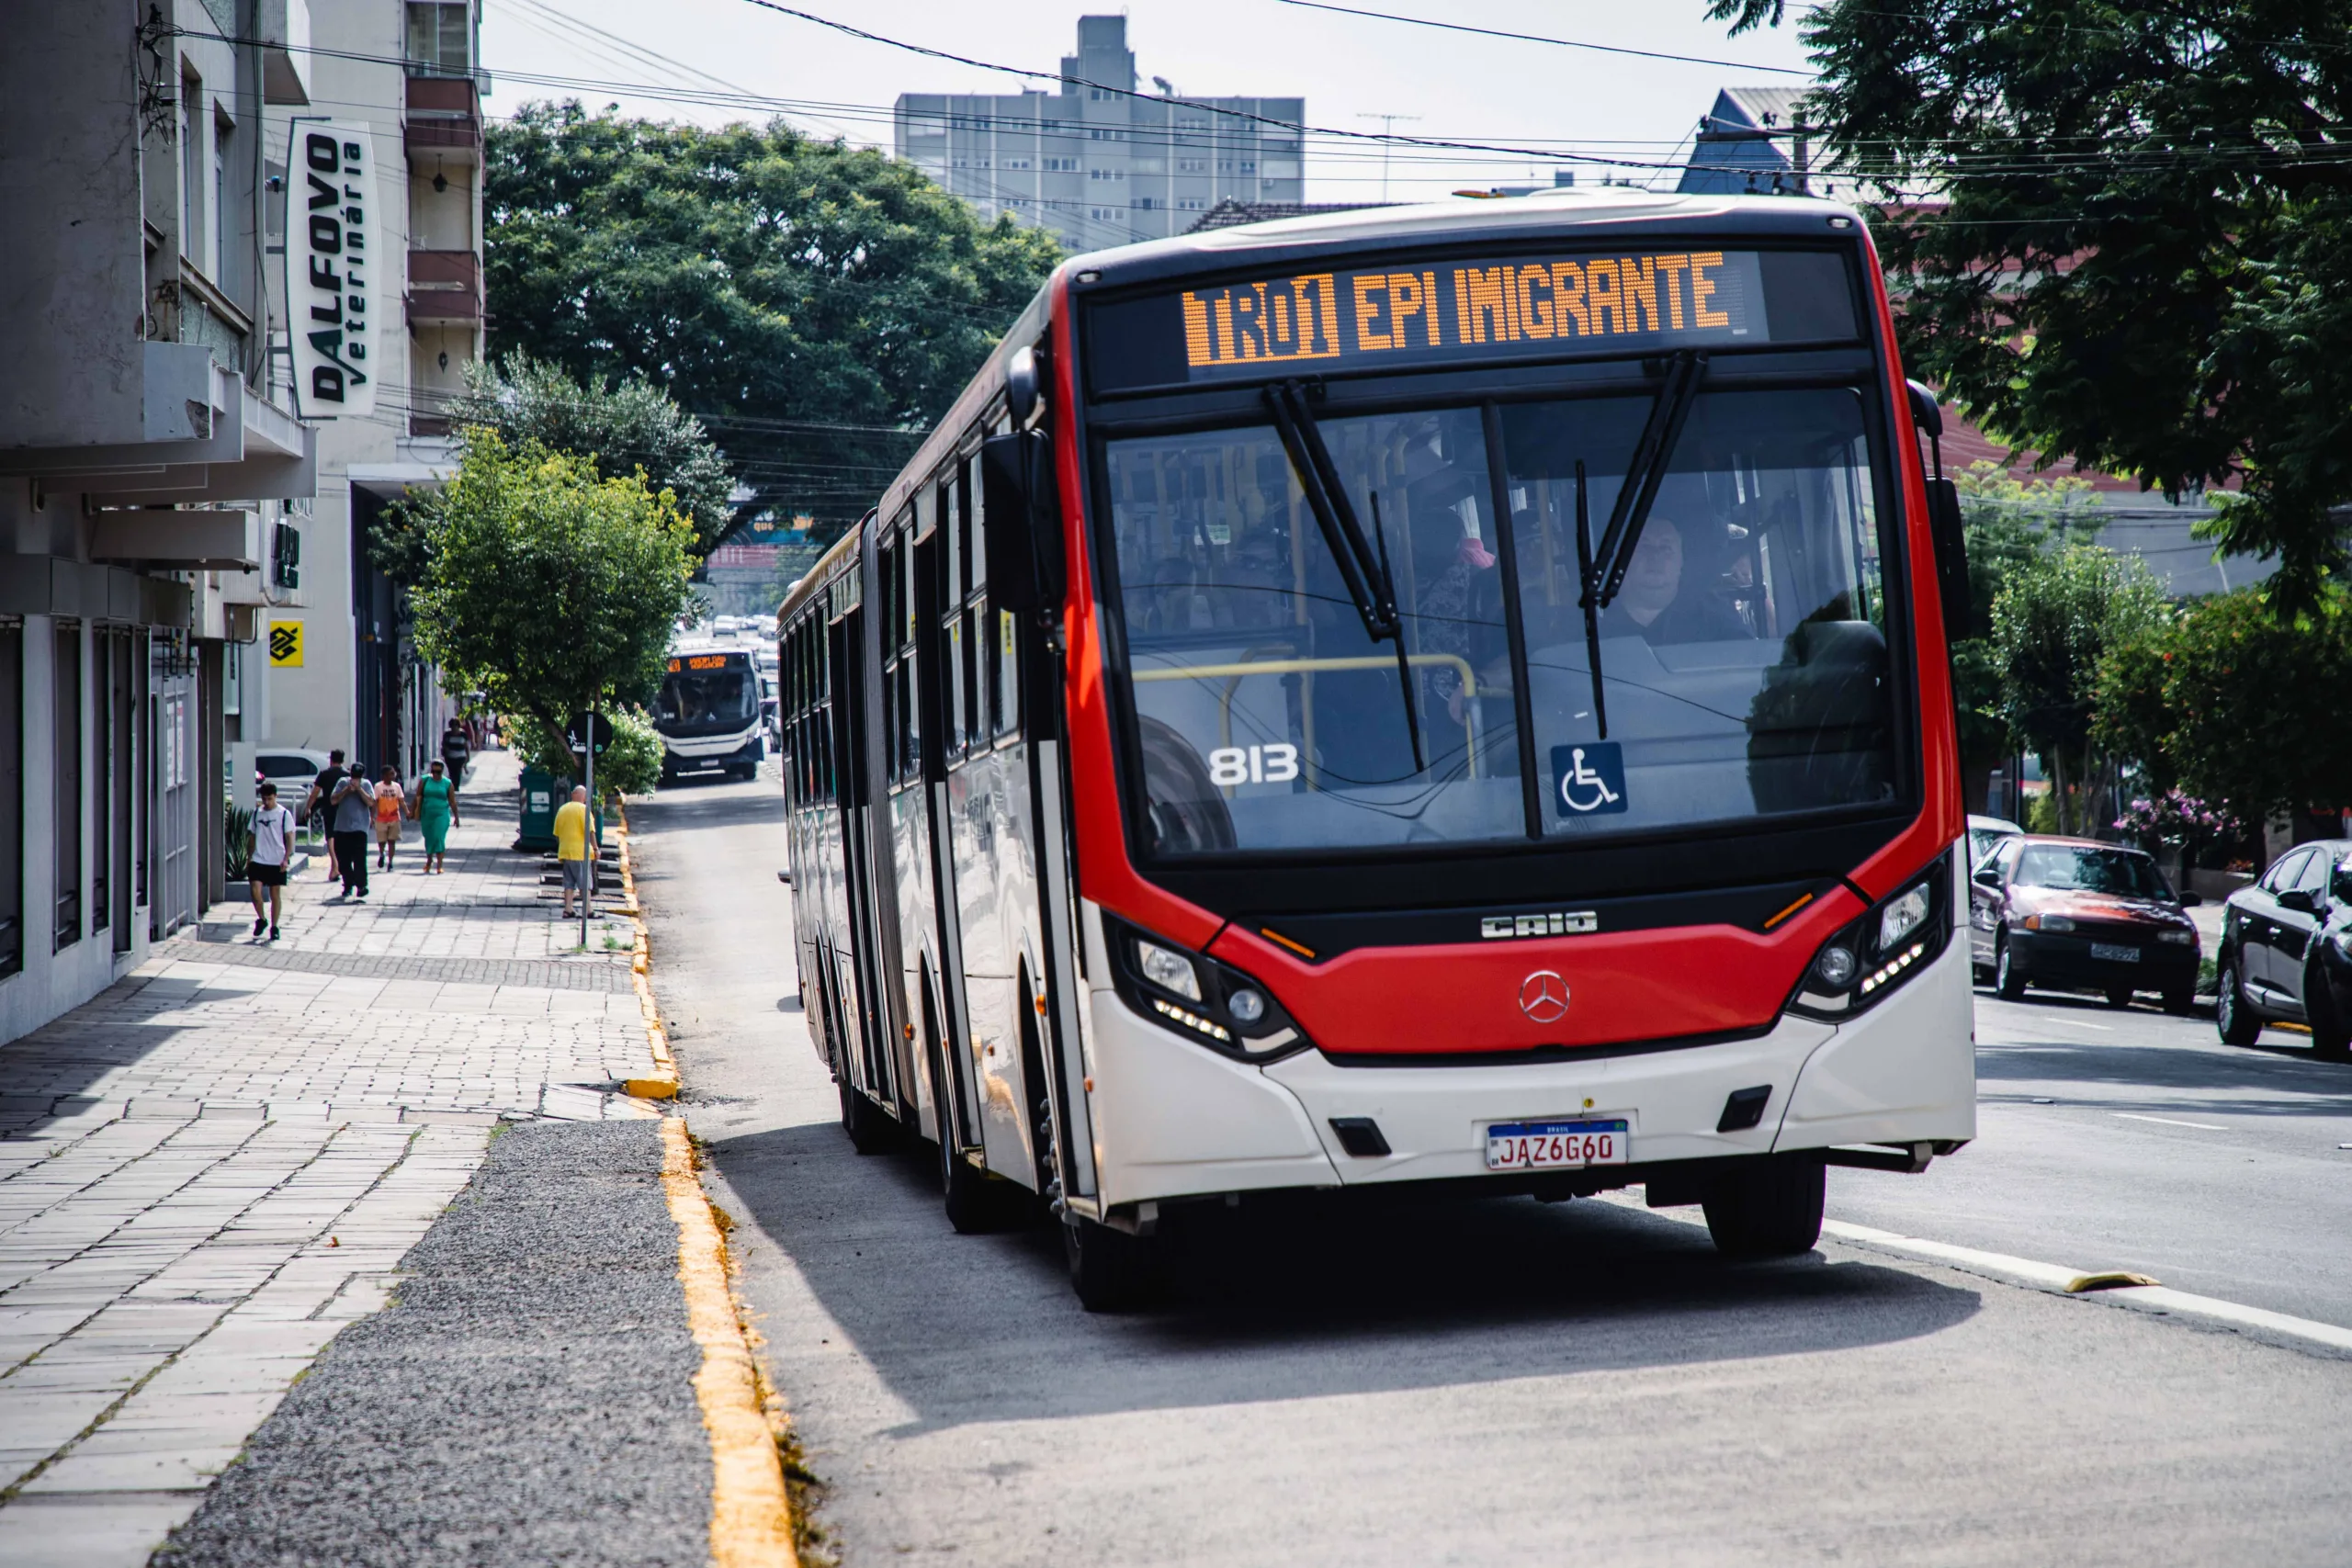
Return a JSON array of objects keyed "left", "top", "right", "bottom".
[{"left": 478, "top": 0, "right": 1817, "bottom": 202}]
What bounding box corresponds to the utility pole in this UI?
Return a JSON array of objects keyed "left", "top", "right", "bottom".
[{"left": 1357, "top": 112, "right": 1421, "bottom": 204}]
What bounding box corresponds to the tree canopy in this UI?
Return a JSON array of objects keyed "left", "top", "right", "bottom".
[
  {"left": 410, "top": 432, "right": 697, "bottom": 747},
  {"left": 1990, "top": 543, "right": 2165, "bottom": 833},
  {"left": 445, "top": 353, "right": 739, "bottom": 556},
  {"left": 2095, "top": 586, "right": 2352, "bottom": 820},
  {"left": 484, "top": 104, "right": 1063, "bottom": 542},
  {"left": 1708, "top": 0, "right": 2352, "bottom": 609}
]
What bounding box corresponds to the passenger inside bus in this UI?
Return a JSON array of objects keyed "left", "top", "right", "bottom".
[{"left": 1592, "top": 513, "right": 1756, "bottom": 646}]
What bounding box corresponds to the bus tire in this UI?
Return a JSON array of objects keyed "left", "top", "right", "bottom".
[
  {"left": 1063, "top": 1214, "right": 1160, "bottom": 1313},
  {"left": 1702, "top": 1154, "right": 1825, "bottom": 1260},
  {"left": 838, "top": 1076, "right": 899, "bottom": 1155}
]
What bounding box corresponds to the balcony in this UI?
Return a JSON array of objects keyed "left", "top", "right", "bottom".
[
  {"left": 405, "top": 73, "right": 482, "bottom": 164},
  {"left": 406, "top": 249, "right": 482, "bottom": 326}
]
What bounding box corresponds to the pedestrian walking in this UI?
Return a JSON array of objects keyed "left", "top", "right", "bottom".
[
  {"left": 304, "top": 749, "right": 348, "bottom": 885},
  {"left": 373, "top": 766, "right": 406, "bottom": 871},
  {"left": 553, "top": 784, "right": 594, "bottom": 919},
  {"left": 416, "top": 758, "right": 458, "bottom": 874},
  {"left": 330, "top": 765, "right": 377, "bottom": 899},
  {"left": 440, "top": 717, "right": 472, "bottom": 793},
  {"left": 247, "top": 782, "right": 296, "bottom": 942}
]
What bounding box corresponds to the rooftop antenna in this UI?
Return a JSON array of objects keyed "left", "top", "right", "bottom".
[{"left": 1357, "top": 112, "right": 1421, "bottom": 203}]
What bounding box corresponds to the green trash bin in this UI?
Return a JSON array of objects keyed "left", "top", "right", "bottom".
[{"left": 515, "top": 767, "right": 559, "bottom": 852}]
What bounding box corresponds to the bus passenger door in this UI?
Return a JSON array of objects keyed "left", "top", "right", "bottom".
[{"left": 831, "top": 604, "right": 896, "bottom": 1111}]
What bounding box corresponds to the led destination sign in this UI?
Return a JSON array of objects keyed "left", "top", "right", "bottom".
[{"left": 1088, "top": 248, "right": 1858, "bottom": 393}]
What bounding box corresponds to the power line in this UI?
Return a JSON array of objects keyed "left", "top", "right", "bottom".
[{"left": 1278, "top": 0, "right": 1815, "bottom": 76}]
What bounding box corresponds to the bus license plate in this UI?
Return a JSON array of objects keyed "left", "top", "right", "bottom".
[
  {"left": 1486, "top": 1118, "right": 1628, "bottom": 1171},
  {"left": 2090, "top": 942, "right": 2141, "bottom": 964}
]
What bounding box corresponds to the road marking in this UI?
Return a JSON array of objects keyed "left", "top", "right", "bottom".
[
  {"left": 662, "top": 1117, "right": 799, "bottom": 1568},
  {"left": 2115, "top": 1112, "right": 2227, "bottom": 1131},
  {"left": 1820, "top": 1221, "right": 2352, "bottom": 1357},
  {"left": 2037, "top": 1016, "right": 2112, "bottom": 1031}
]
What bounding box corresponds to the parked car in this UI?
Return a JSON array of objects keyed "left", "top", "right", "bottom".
[
  {"left": 1967, "top": 812, "right": 2024, "bottom": 868},
  {"left": 254, "top": 748, "right": 333, "bottom": 797},
  {"left": 1971, "top": 835, "right": 2201, "bottom": 1011},
  {"left": 2215, "top": 839, "right": 2352, "bottom": 1056}
]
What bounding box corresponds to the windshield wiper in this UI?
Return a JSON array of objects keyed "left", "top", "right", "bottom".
[
  {"left": 1263, "top": 380, "right": 1425, "bottom": 773},
  {"left": 1571, "top": 459, "right": 1609, "bottom": 740},
  {"left": 1585, "top": 349, "right": 1708, "bottom": 613}
]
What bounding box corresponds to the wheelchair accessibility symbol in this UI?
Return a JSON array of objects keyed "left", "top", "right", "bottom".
[{"left": 1550, "top": 742, "right": 1628, "bottom": 817}]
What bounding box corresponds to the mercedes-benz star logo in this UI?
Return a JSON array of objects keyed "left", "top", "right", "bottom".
[{"left": 1519, "top": 969, "right": 1570, "bottom": 1024}]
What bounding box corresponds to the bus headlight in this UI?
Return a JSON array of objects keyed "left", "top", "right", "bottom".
[
  {"left": 1105, "top": 914, "right": 1311, "bottom": 1062},
  {"left": 1788, "top": 856, "right": 1952, "bottom": 1021},
  {"left": 1136, "top": 939, "right": 1202, "bottom": 1000}
]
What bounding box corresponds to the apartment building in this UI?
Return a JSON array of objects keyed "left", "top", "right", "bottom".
[
  {"left": 255, "top": 0, "right": 482, "bottom": 784},
  {"left": 894, "top": 15, "right": 1305, "bottom": 252},
  {"left": 0, "top": 0, "right": 320, "bottom": 1042}
]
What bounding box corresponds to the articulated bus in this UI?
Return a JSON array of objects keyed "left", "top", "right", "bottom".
[
  {"left": 775, "top": 191, "right": 1976, "bottom": 1309},
  {"left": 655, "top": 641, "right": 765, "bottom": 783}
]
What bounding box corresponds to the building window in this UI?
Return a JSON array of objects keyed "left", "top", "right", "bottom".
[
  {"left": 1135, "top": 196, "right": 1158, "bottom": 209},
  {"left": 1088, "top": 128, "right": 1125, "bottom": 141},
  {"left": 1090, "top": 207, "right": 1125, "bottom": 220},
  {"left": 212, "top": 110, "right": 232, "bottom": 282},
  {"left": 1002, "top": 157, "right": 1033, "bottom": 170},
  {"left": 1178, "top": 158, "right": 1207, "bottom": 173},
  {"left": 1088, "top": 167, "right": 1124, "bottom": 181},
  {"left": 405, "top": 2, "right": 474, "bottom": 74},
  {"left": 1177, "top": 197, "right": 1207, "bottom": 210},
  {"left": 1238, "top": 160, "right": 1256, "bottom": 174},
  {"left": 1042, "top": 156, "right": 1078, "bottom": 171},
  {"left": 179, "top": 69, "right": 204, "bottom": 268},
  {"left": 52, "top": 624, "right": 80, "bottom": 952}
]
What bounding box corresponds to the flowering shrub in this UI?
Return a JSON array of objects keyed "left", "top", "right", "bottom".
[{"left": 2114, "top": 790, "right": 2241, "bottom": 866}]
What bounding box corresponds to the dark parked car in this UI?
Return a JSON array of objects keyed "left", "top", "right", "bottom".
[
  {"left": 2215, "top": 840, "right": 2352, "bottom": 1057},
  {"left": 1971, "top": 836, "right": 2201, "bottom": 1011}
]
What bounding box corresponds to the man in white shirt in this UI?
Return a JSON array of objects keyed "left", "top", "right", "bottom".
[{"left": 249, "top": 781, "right": 297, "bottom": 941}]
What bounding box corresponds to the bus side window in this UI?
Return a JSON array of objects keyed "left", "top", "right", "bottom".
[
  {"left": 941, "top": 474, "right": 967, "bottom": 760},
  {"left": 994, "top": 607, "right": 1020, "bottom": 740}
]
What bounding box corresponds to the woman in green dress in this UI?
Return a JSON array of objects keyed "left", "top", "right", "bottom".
[{"left": 416, "top": 759, "right": 458, "bottom": 874}]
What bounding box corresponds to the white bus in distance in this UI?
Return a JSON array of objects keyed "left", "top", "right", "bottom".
[{"left": 654, "top": 640, "right": 765, "bottom": 783}]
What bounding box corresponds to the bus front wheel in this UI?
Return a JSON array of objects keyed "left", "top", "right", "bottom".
[
  {"left": 1702, "top": 1154, "right": 1826, "bottom": 1260},
  {"left": 1064, "top": 1214, "right": 1162, "bottom": 1313}
]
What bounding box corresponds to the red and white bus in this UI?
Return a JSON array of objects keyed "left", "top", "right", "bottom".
[{"left": 775, "top": 191, "right": 1976, "bottom": 1309}]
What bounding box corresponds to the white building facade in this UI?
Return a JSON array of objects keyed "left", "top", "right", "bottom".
[
  {"left": 253, "top": 0, "right": 483, "bottom": 786},
  {"left": 894, "top": 16, "right": 1305, "bottom": 253}
]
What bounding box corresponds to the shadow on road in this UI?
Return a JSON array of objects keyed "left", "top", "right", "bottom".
[{"left": 709, "top": 1118, "right": 1982, "bottom": 1435}]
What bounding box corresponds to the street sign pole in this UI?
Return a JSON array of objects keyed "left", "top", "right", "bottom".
[{"left": 581, "top": 709, "right": 594, "bottom": 949}]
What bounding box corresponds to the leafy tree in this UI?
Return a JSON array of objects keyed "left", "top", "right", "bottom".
[
  {"left": 1990, "top": 544, "right": 2165, "bottom": 833},
  {"left": 1707, "top": 0, "right": 2352, "bottom": 610},
  {"left": 2095, "top": 587, "right": 2352, "bottom": 822},
  {"left": 505, "top": 706, "right": 667, "bottom": 800},
  {"left": 410, "top": 432, "right": 696, "bottom": 765},
  {"left": 1947, "top": 462, "right": 2106, "bottom": 798},
  {"left": 450, "top": 354, "right": 736, "bottom": 555},
  {"left": 484, "top": 103, "right": 1062, "bottom": 542},
  {"left": 374, "top": 355, "right": 738, "bottom": 581}
]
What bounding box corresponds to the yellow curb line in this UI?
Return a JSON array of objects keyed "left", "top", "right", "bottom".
[
  {"left": 616, "top": 807, "right": 680, "bottom": 1100},
  {"left": 661, "top": 1117, "right": 799, "bottom": 1568}
]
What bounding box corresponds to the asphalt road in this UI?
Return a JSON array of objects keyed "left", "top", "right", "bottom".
[{"left": 639, "top": 770, "right": 2352, "bottom": 1567}]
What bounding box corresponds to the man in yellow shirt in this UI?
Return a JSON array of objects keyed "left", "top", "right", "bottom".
[{"left": 553, "top": 785, "right": 594, "bottom": 918}]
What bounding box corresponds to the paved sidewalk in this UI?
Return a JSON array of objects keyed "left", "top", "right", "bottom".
[{"left": 0, "top": 750, "right": 664, "bottom": 1566}]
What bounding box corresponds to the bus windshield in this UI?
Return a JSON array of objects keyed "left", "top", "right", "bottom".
[
  {"left": 1102, "top": 387, "right": 1896, "bottom": 857},
  {"left": 657, "top": 656, "right": 759, "bottom": 736}
]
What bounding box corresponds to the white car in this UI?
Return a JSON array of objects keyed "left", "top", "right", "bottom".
[{"left": 1968, "top": 813, "right": 2025, "bottom": 868}]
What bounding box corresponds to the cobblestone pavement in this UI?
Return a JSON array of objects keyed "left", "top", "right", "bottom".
[{"left": 0, "top": 751, "right": 663, "bottom": 1566}]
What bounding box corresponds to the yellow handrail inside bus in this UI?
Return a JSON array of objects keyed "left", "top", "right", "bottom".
[{"left": 1131, "top": 653, "right": 1482, "bottom": 781}]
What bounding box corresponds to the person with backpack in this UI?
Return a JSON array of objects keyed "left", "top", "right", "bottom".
[
  {"left": 304, "top": 749, "right": 348, "bottom": 884},
  {"left": 248, "top": 782, "right": 296, "bottom": 941}
]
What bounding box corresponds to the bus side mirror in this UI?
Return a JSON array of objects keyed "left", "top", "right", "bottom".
[
  {"left": 1928, "top": 475, "right": 1971, "bottom": 634},
  {"left": 980, "top": 430, "right": 1063, "bottom": 615}
]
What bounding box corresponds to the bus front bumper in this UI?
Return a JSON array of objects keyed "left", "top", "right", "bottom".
[{"left": 1083, "top": 933, "right": 1975, "bottom": 1210}]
